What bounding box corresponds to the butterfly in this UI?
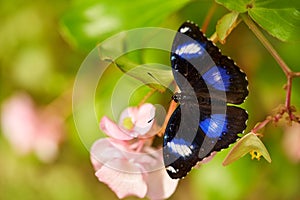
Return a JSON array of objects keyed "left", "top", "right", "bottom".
[{"left": 163, "top": 21, "right": 249, "bottom": 179}]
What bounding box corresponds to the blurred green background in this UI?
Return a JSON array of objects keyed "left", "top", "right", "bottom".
[{"left": 1, "top": 0, "right": 300, "bottom": 199}]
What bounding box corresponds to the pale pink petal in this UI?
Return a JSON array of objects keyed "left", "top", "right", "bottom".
[
  {"left": 193, "top": 152, "right": 217, "bottom": 169},
  {"left": 133, "top": 103, "right": 155, "bottom": 135},
  {"left": 118, "top": 107, "right": 139, "bottom": 137},
  {"left": 34, "top": 139, "right": 59, "bottom": 163},
  {"left": 119, "top": 107, "right": 137, "bottom": 127},
  {"left": 1, "top": 93, "right": 64, "bottom": 163},
  {"left": 100, "top": 116, "right": 133, "bottom": 140},
  {"left": 134, "top": 147, "right": 164, "bottom": 172},
  {"left": 1, "top": 93, "right": 37, "bottom": 154},
  {"left": 201, "top": 151, "right": 217, "bottom": 163},
  {"left": 283, "top": 123, "right": 300, "bottom": 163},
  {"left": 95, "top": 159, "right": 147, "bottom": 199},
  {"left": 140, "top": 120, "right": 161, "bottom": 138},
  {"left": 145, "top": 169, "right": 179, "bottom": 200},
  {"left": 119, "top": 104, "right": 156, "bottom": 137},
  {"left": 137, "top": 148, "right": 178, "bottom": 199},
  {"left": 34, "top": 114, "right": 64, "bottom": 162},
  {"left": 90, "top": 138, "right": 127, "bottom": 171}
]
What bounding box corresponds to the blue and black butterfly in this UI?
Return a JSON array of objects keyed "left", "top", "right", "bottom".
[{"left": 163, "top": 21, "right": 249, "bottom": 179}]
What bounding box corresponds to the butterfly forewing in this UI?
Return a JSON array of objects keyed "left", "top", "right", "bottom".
[{"left": 171, "top": 21, "right": 248, "bottom": 104}]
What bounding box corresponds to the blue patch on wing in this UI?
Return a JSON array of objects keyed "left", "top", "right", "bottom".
[
  {"left": 175, "top": 42, "right": 206, "bottom": 60},
  {"left": 202, "top": 66, "right": 231, "bottom": 91},
  {"left": 199, "top": 114, "right": 228, "bottom": 138}
]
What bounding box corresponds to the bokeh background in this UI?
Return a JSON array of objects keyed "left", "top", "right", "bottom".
[{"left": 1, "top": 0, "right": 300, "bottom": 199}]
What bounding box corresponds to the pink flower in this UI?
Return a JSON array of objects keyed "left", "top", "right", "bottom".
[
  {"left": 100, "top": 103, "right": 158, "bottom": 140},
  {"left": 1, "top": 93, "right": 64, "bottom": 163},
  {"left": 283, "top": 123, "right": 300, "bottom": 163},
  {"left": 91, "top": 103, "right": 178, "bottom": 199}
]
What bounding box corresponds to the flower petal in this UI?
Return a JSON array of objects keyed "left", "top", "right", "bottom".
[
  {"left": 283, "top": 123, "right": 300, "bottom": 163},
  {"left": 194, "top": 152, "right": 217, "bottom": 169},
  {"left": 34, "top": 114, "right": 64, "bottom": 163},
  {"left": 95, "top": 159, "right": 147, "bottom": 199},
  {"left": 100, "top": 116, "right": 132, "bottom": 140},
  {"left": 145, "top": 168, "right": 179, "bottom": 200},
  {"left": 134, "top": 147, "right": 164, "bottom": 172},
  {"left": 90, "top": 138, "right": 127, "bottom": 171},
  {"left": 1, "top": 93, "right": 37, "bottom": 154},
  {"left": 134, "top": 103, "right": 156, "bottom": 135},
  {"left": 1, "top": 93, "right": 64, "bottom": 162}
]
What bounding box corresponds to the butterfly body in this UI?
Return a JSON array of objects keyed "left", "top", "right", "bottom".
[{"left": 163, "top": 21, "right": 248, "bottom": 179}]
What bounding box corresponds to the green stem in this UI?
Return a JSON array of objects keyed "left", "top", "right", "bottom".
[
  {"left": 241, "top": 13, "right": 298, "bottom": 116},
  {"left": 138, "top": 88, "right": 156, "bottom": 107},
  {"left": 251, "top": 118, "right": 271, "bottom": 134},
  {"left": 202, "top": 2, "right": 217, "bottom": 33},
  {"left": 285, "top": 77, "right": 293, "bottom": 116},
  {"left": 240, "top": 14, "right": 292, "bottom": 77}
]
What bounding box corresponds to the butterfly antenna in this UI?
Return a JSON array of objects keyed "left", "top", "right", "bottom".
[{"left": 147, "top": 72, "right": 162, "bottom": 84}]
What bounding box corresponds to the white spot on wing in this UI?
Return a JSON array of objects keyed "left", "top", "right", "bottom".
[
  {"left": 166, "top": 166, "right": 178, "bottom": 173},
  {"left": 167, "top": 141, "right": 193, "bottom": 157},
  {"left": 180, "top": 27, "right": 190, "bottom": 33},
  {"left": 175, "top": 43, "right": 203, "bottom": 58}
]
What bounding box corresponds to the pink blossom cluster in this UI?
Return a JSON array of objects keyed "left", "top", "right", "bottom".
[
  {"left": 90, "top": 103, "right": 179, "bottom": 199},
  {"left": 1, "top": 93, "right": 64, "bottom": 163}
]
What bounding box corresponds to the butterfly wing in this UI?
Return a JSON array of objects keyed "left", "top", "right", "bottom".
[
  {"left": 163, "top": 105, "right": 202, "bottom": 179},
  {"left": 163, "top": 105, "right": 248, "bottom": 179},
  {"left": 171, "top": 21, "right": 248, "bottom": 104},
  {"left": 164, "top": 21, "right": 249, "bottom": 179}
]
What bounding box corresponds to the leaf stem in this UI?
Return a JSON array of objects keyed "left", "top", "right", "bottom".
[
  {"left": 241, "top": 13, "right": 300, "bottom": 124},
  {"left": 138, "top": 88, "right": 157, "bottom": 107},
  {"left": 285, "top": 77, "right": 293, "bottom": 117},
  {"left": 237, "top": 12, "right": 300, "bottom": 138},
  {"left": 251, "top": 118, "right": 271, "bottom": 134},
  {"left": 240, "top": 14, "right": 292, "bottom": 77},
  {"left": 293, "top": 72, "right": 300, "bottom": 77},
  {"left": 202, "top": 2, "right": 218, "bottom": 33}
]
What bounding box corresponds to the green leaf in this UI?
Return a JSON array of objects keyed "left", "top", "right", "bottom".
[
  {"left": 60, "top": 0, "right": 189, "bottom": 51},
  {"left": 96, "top": 26, "right": 175, "bottom": 92},
  {"left": 223, "top": 132, "right": 272, "bottom": 166},
  {"left": 216, "top": 0, "right": 300, "bottom": 42},
  {"left": 215, "top": 0, "right": 252, "bottom": 13},
  {"left": 112, "top": 56, "right": 173, "bottom": 92},
  {"left": 216, "top": 11, "right": 239, "bottom": 44},
  {"left": 248, "top": 7, "right": 300, "bottom": 42}
]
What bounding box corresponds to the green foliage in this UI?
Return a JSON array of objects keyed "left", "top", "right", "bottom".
[
  {"left": 216, "top": 0, "right": 300, "bottom": 41},
  {"left": 61, "top": 0, "right": 190, "bottom": 51},
  {"left": 216, "top": 11, "right": 239, "bottom": 43},
  {"left": 216, "top": 0, "right": 252, "bottom": 13},
  {"left": 112, "top": 58, "right": 173, "bottom": 92}
]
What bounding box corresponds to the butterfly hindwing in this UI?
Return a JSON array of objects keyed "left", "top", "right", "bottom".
[
  {"left": 199, "top": 106, "right": 248, "bottom": 152},
  {"left": 163, "top": 105, "right": 202, "bottom": 179},
  {"left": 163, "top": 105, "right": 248, "bottom": 179}
]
